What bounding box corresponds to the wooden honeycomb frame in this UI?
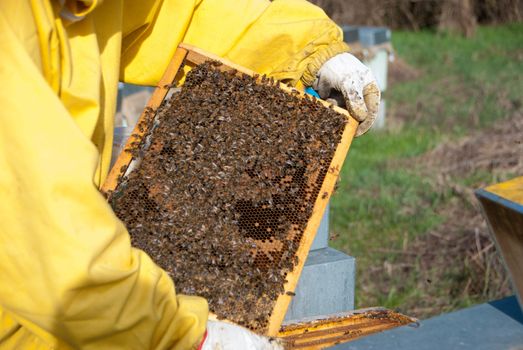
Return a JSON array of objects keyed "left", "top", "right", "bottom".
[
  {"left": 102, "top": 44, "right": 358, "bottom": 336},
  {"left": 278, "top": 308, "right": 416, "bottom": 349}
]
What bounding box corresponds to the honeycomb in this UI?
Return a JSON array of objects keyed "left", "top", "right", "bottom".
[{"left": 108, "top": 62, "right": 347, "bottom": 332}]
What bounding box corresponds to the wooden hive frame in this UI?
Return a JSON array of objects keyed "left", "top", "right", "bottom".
[
  {"left": 278, "top": 308, "right": 417, "bottom": 349},
  {"left": 102, "top": 44, "right": 359, "bottom": 336}
]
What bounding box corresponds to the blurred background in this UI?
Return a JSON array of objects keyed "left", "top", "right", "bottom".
[{"left": 310, "top": 0, "right": 523, "bottom": 318}]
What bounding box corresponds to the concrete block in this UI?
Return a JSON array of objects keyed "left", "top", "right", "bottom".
[
  {"left": 310, "top": 204, "right": 330, "bottom": 251},
  {"left": 284, "top": 247, "right": 356, "bottom": 322}
]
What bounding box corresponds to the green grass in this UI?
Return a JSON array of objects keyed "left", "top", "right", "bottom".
[
  {"left": 389, "top": 23, "right": 523, "bottom": 132},
  {"left": 329, "top": 23, "right": 523, "bottom": 314},
  {"left": 332, "top": 129, "right": 440, "bottom": 253}
]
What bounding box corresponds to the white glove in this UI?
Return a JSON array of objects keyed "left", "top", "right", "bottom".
[
  {"left": 199, "top": 321, "right": 284, "bottom": 350},
  {"left": 313, "top": 53, "right": 381, "bottom": 136}
]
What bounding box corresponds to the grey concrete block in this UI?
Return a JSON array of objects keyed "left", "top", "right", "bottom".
[
  {"left": 310, "top": 204, "right": 330, "bottom": 251},
  {"left": 284, "top": 247, "right": 356, "bottom": 322}
]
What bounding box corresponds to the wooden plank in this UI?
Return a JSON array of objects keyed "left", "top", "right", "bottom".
[
  {"left": 102, "top": 47, "right": 188, "bottom": 194},
  {"left": 180, "top": 43, "right": 257, "bottom": 76}
]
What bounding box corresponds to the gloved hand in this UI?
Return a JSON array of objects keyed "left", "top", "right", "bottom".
[
  {"left": 199, "top": 321, "right": 285, "bottom": 350},
  {"left": 313, "top": 53, "right": 381, "bottom": 136}
]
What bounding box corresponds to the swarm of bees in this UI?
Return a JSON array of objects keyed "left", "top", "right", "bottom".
[{"left": 110, "top": 62, "right": 346, "bottom": 332}]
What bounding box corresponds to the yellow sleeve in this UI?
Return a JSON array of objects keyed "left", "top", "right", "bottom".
[
  {"left": 120, "top": 0, "right": 349, "bottom": 86},
  {"left": 0, "top": 11, "right": 207, "bottom": 350}
]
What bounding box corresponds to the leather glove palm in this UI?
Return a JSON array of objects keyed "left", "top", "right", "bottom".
[{"left": 313, "top": 53, "right": 381, "bottom": 136}]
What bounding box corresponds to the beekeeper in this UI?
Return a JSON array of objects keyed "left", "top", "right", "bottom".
[{"left": 0, "top": 0, "right": 379, "bottom": 348}]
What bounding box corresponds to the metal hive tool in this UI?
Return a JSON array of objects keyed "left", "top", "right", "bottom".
[{"left": 102, "top": 44, "right": 358, "bottom": 336}]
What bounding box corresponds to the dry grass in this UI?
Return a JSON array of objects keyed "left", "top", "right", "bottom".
[
  {"left": 355, "top": 113, "right": 522, "bottom": 318},
  {"left": 330, "top": 25, "right": 523, "bottom": 318},
  {"left": 399, "top": 115, "right": 522, "bottom": 317}
]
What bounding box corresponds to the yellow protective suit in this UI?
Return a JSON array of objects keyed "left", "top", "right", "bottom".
[{"left": 0, "top": 0, "right": 349, "bottom": 349}]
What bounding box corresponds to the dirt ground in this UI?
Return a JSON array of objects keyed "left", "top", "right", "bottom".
[
  {"left": 407, "top": 115, "right": 522, "bottom": 316},
  {"left": 368, "top": 58, "right": 523, "bottom": 317}
]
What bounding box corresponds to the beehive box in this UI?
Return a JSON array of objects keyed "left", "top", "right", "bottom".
[
  {"left": 103, "top": 44, "right": 358, "bottom": 335},
  {"left": 476, "top": 177, "right": 523, "bottom": 311}
]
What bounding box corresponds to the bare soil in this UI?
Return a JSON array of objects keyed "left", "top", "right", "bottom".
[{"left": 395, "top": 113, "right": 522, "bottom": 317}]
